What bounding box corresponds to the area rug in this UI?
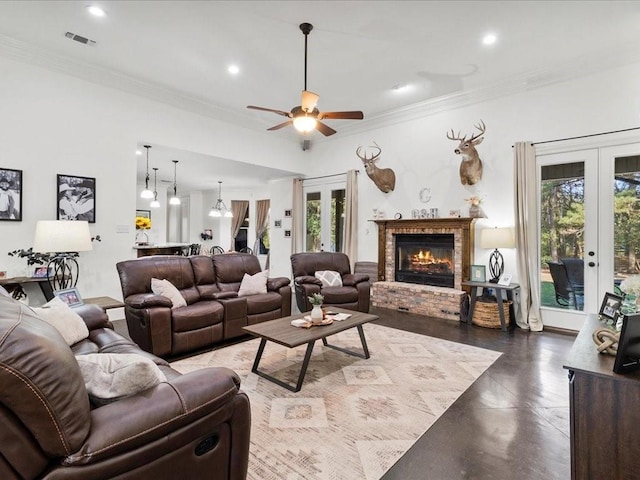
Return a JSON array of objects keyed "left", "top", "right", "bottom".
[{"left": 171, "top": 323, "right": 501, "bottom": 480}]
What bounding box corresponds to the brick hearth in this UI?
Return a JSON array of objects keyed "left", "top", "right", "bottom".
[{"left": 372, "top": 218, "right": 476, "bottom": 320}]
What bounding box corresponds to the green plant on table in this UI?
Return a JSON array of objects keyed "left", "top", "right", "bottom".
[{"left": 308, "top": 293, "right": 324, "bottom": 306}]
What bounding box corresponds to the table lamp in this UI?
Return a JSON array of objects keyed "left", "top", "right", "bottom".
[
  {"left": 33, "top": 220, "right": 92, "bottom": 290},
  {"left": 479, "top": 227, "right": 515, "bottom": 283}
]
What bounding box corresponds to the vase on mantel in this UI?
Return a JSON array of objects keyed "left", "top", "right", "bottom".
[
  {"left": 135, "top": 230, "right": 149, "bottom": 246},
  {"left": 310, "top": 304, "right": 323, "bottom": 323}
]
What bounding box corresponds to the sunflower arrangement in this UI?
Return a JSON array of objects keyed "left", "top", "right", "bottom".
[{"left": 135, "top": 216, "right": 152, "bottom": 230}]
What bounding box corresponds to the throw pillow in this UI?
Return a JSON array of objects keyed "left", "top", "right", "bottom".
[
  {"left": 151, "top": 278, "right": 187, "bottom": 308},
  {"left": 315, "top": 270, "right": 343, "bottom": 288},
  {"left": 76, "top": 353, "right": 166, "bottom": 405},
  {"left": 32, "top": 296, "right": 89, "bottom": 346},
  {"left": 238, "top": 270, "right": 268, "bottom": 297}
]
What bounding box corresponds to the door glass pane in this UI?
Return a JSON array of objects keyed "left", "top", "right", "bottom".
[
  {"left": 331, "top": 188, "right": 345, "bottom": 252},
  {"left": 540, "top": 162, "right": 585, "bottom": 311},
  {"left": 614, "top": 155, "right": 640, "bottom": 292},
  {"left": 306, "top": 191, "right": 321, "bottom": 252}
]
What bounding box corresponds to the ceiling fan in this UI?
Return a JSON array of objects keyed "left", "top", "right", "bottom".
[{"left": 247, "top": 22, "right": 364, "bottom": 137}]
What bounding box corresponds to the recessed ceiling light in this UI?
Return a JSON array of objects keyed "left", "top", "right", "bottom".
[
  {"left": 392, "top": 84, "right": 412, "bottom": 94},
  {"left": 482, "top": 33, "right": 497, "bottom": 46},
  {"left": 228, "top": 65, "right": 240, "bottom": 75},
  {"left": 87, "top": 6, "right": 106, "bottom": 17}
]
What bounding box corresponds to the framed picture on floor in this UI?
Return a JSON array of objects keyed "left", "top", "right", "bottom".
[
  {"left": 470, "top": 265, "right": 486, "bottom": 283},
  {"left": 0, "top": 167, "right": 22, "bottom": 221},
  {"left": 57, "top": 174, "right": 96, "bottom": 223}
]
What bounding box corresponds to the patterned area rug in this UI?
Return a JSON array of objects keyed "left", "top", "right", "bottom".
[{"left": 171, "top": 323, "right": 501, "bottom": 480}]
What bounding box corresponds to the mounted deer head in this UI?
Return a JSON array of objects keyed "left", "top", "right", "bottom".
[
  {"left": 446, "top": 120, "right": 486, "bottom": 186},
  {"left": 356, "top": 142, "right": 396, "bottom": 193}
]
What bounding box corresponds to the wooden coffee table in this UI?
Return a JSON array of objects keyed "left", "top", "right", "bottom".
[{"left": 243, "top": 308, "right": 378, "bottom": 392}]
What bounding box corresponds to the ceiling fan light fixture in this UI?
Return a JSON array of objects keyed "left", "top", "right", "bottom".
[{"left": 293, "top": 115, "right": 317, "bottom": 133}]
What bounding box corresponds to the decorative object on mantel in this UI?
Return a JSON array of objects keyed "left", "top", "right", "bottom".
[
  {"left": 135, "top": 215, "right": 151, "bottom": 246},
  {"left": 479, "top": 226, "right": 515, "bottom": 283},
  {"left": 465, "top": 195, "right": 486, "bottom": 218},
  {"left": 356, "top": 142, "right": 396, "bottom": 193},
  {"left": 446, "top": 119, "right": 486, "bottom": 186}
]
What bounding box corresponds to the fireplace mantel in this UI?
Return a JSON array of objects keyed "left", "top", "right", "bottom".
[{"left": 374, "top": 218, "right": 476, "bottom": 291}]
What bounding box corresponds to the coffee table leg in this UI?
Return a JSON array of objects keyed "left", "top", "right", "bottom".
[
  {"left": 322, "top": 325, "right": 370, "bottom": 359},
  {"left": 251, "top": 339, "right": 316, "bottom": 393}
]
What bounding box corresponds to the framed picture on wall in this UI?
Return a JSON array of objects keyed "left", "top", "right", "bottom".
[
  {"left": 57, "top": 174, "right": 96, "bottom": 223},
  {"left": 274, "top": 219, "right": 282, "bottom": 228},
  {"left": 284, "top": 230, "right": 291, "bottom": 238},
  {"left": 136, "top": 209, "right": 150, "bottom": 219},
  {"left": 0, "top": 167, "right": 22, "bottom": 221},
  {"left": 284, "top": 209, "right": 292, "bottom": 218}
]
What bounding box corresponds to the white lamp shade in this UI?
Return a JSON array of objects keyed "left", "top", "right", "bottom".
[
  {"left": 169, "top": 196, "right": 181, "bottom": 205},
  {"left": 209, "top": 209, "right": 221, "bottom": 217},
  {"left": 140, "top": 189, "right": 154, "bottom": 199},
  {"left": 33, "top": 220, "right": 93, "bottom": 253},
  {"left": 479, "top": 227, "right": 515, "bottom": 249}
]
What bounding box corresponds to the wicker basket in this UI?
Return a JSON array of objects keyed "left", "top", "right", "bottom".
[{"left": 472, "top": 298, "right": 513, "bottom": 329}]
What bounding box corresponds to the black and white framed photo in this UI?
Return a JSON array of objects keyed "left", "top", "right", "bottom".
[
  {"left": 470, "top": 265, "right": 486, "bottom": 283},
  {"left": 0, "top": 167, "right": 22, "bottom": 221},
  {"left": 274, "top": 219, "right": 282, "bottom": 228},
  {"left": 284, "top": 209, "right": 292, "bottom": 218},
  {"left": 599, "top": 292, "right": 623, "bottom": 321},
  {"left": 54, "top": 287, "right": 83, "bottom": 307},
  {"left": 498, "top": 273, "right": 512, "bottom": 286},
  {"left": 57, "top": 174, "right": 96, "bottom": 223},
  {"left": 284, "top": 230, "right": 291, "bottom": 238}
]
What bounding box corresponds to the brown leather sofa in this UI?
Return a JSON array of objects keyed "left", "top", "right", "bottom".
[
  {"left": 290, "top": 252, "right": 371, "bottom": 313},
  {"left": 117, "top": 253, "right": 291, "bottom": 357},
  {"left": 0, "top": 289, "right": 250, "bottom": 480}
]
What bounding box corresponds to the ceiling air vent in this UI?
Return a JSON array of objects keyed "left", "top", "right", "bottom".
[{"left": 65, "top": 32, "right": 96, "bottom": 46}]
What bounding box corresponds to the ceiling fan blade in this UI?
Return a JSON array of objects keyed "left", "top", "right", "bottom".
[
  {"left": 315, "top": 121, "right": 337, "bottom": 137},
  {"left": 267, "top": 120, "right": 294, "bottom": 131},
  {"left": 319, "top": 111, "right": 364, "bottom": 120},
  {"left": 247, "top": 105, "right": 292, "bottom": 117},
  {"left": 301, "top": 90, "right": 319, "bottom": 112}
]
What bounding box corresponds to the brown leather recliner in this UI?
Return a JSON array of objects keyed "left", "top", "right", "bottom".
[
  {"left": 290, "top": 252, "right": 371, "bottom": 313},
  {"left": 0, "top": 290, "right": 250, "bottom": 480}
]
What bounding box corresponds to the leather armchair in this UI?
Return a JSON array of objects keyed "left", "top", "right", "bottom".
[
  {"left": 290, "top": 252, "right": 370, "bottom": 313},
  {"left": 0, "top": 291, "right": 250, "bottom": 480}
]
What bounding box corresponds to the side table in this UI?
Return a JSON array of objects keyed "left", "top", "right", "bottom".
[
  {"left": 84, "top": 296, "right": 125, "bottom": 311},
  {"left": 461, "top": 280, "right": 520, "bottom": 332}
]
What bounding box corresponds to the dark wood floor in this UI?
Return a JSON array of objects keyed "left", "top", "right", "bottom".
[
  {"left": 373, "top": 307, "right": 574, "bottom": 480},
  {"left": 114, "top": 307, "right": 576, "bottom": 479}
]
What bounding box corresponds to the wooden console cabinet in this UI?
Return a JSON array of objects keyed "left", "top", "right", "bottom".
[{"left": 563, "top": 315, "right": 640, "bottom": 479}]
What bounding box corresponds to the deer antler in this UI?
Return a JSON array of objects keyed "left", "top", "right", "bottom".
[
  {"left": 356, "top": 142, "right": 382, "bottom": 162},
  {"left": 446, "top": 130, "right": 466, "bottom": 141},
  {"left": 468, "top": 120, "right": 486, "bottom": 141}
]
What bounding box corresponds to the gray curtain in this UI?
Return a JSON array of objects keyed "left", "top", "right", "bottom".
[
  {"left": 253, "top": 199, "right": 270, "bottom": 259},
  {"left": 291, "top": 178, "right": 304, "bottom": 254},
  {"left": 344, "top": 170, "right": 358, "bottom": 269},
  {"left": 514, "top": 141, "right": 543, "bottom": 331},
  {"left": 230, "top": 200, "right": 249, "bottom": 251}
]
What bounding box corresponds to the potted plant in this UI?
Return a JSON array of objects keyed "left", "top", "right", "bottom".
[{"left": 308, "top": 293, "right": 324, "bottom": 322}]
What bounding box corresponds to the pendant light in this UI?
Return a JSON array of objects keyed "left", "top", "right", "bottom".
[
  {"left": 208, "top": 181, "right": 233, "bottom": 217},
  {"left": 169, "top": 160, "right": 181, "bottom": 205},
  {"left": 140, "top": 145, "right": 154, "bottom": 199},
  {"left": 150, "top": 167, "right": 160, "bottom": 208}
]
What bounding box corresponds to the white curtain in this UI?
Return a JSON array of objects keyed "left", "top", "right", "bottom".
[
  {"left": 344, "top": 169, "right": 358, "bottom": 269},
  {"left": 291, "top": 178, "right": 304, "bottom": 254},
  {"left": 514, "top": 141, "right": 543, "bottom": 331}
]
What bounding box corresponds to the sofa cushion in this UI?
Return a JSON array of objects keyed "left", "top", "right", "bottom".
[
  {"left": 319, "top": 286, "right": 359, "bottom": 304},
  {"left": 75, "top": 353, "right": 166, "bottom": 405},
  {"left": 315, "top": 270, "right": 343, "bottom": 288},
  {"left": 171, "top": 300, "right": 224, "bottom": 332},
  {"left": 238, "top": 270, "right": 268, "bottom": 297},
  {"left": 152, "top": 278, "right": 187, "bottom": 308},
  {"left": 31, "top": 296, "right": 89, "bottom": 346},
  {"left": 245, "top": 291, "right": 284, "bottom": 315}
]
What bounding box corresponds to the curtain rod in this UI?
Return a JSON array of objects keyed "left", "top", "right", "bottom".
[
  {"left": 302, "top": 170, "right": 359, "bottom": 181},
  {"left": 531, "top": 126, "right": 640, "bottom": 146}
]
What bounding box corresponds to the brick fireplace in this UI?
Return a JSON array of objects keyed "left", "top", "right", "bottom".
[{"left": 372, "top": 218, "right": 476, "bottom": 320}]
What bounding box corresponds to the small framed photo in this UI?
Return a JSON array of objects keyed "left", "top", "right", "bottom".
[
  {"left": 470, "top": 265, "right": 486, "bottom": 283},
  {"left": 0, "top": 168, "right": 22, "bottom": 221},
  {"left": 136, "top": 209, "right": 150, "bottom": 219},
  {"left": 284, "top": 209, "right": 292, "bottom": 218},
  {"left": 57, "top": 174, "right": 96, "bottom": 223},
  {"left": 33, "top": 266, "right": 50, "bottom": 278},
  {"left": 274, "top": 219, "right": 282, "bottom": 228},
  {"left": 599, "top": 292, "right": 623, "bottom": 321},
  {"left": 498, "top": 273, "right": 513, "bottom": 286},
  {"left": 284, "top": 230, "right": 291, "bottom": 238},
  {"left": 449, "top": 209, "right": 461, "bottom": 218},
  {"left": 54, "top": 287, "right": 83, "bottom": 307}
]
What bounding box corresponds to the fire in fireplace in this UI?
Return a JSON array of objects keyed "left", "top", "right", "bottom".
[{"left": 395, "top": 233, "right": 455, "bottom": 287}]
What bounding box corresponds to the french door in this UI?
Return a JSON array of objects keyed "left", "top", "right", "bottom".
[
  {"left": 538, "top": 142, "right": 640, "bottom": 330},
  {"left": 303, "top": 178, "right": 346, "bottom": 252}
]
